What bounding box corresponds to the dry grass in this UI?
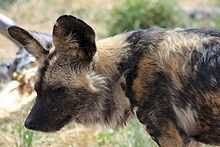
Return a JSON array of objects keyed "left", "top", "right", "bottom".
[
  {"left": 0, "top": 101, "right": 155, "bottom": 147},
  {"left": 0, "top": 101, "right": 99, "bottom": 147}
]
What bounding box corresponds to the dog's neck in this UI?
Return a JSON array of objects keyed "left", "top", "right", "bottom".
[
  {"left": 105, "top": 76, "right": 135, "bottom": 128},
  {"left": 91, "top": 32, "right": 141, "bottom": 127},
  {"left": 93, "top": 33, "right": 131, "bottom": 78}
]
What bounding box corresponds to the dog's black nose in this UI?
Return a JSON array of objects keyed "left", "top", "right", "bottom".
[{"left": 24, "top": 118, "right": 36, "bottom": 130}]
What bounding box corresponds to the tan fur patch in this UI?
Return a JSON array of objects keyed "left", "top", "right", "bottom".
[
  {"left": 94, "top": 34, "right": 130, "bottom": 76},
  {"left": 110, "top": 76, "right": 134, "bottom": 127},
  {"left": 26, "top": 40, "right": 48, "bottom": 63},
  {"left": 66, "top": 72, "right": 100, "bottom": 92},
  {"left": 158, "top": 122, "right": 183, "bottom": 147},
  {"left": 199, "top": 91, "right": 220, "bottom": 116},
  {"left": 156, "top": 31, "right": 203, "bottom": 89},
  {"left": 187, "top": 140, "right": 205, "bottom": 147},
  {"left": 172, "top": 103, "right": 197, "bottom": 135},
  {"left": 42, "top": 67, "right": 100, "bottom": 93},
  {"left": 201, "top": 91, "right": 220, "bottom": 105},
  {"left": 132, "top": 56, "right": 157, "bottom": 102},
  {"left": 157, "top": 31, "right": 220, "bottom": 90}
]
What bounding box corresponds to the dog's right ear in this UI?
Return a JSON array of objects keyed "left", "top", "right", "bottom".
[
  {"left": 8, "top": 26, "right": 52, "bottom": 63},
  {"left": 53, "top": 15, "right": 96, "bottom": 61}
]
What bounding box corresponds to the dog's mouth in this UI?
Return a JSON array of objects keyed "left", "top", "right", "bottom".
[
  {"left": 56, "top": 115, "right": 74, "bottom": 129},
  {"left": 27, "top": 115, "right": 74, "bottom": 133}
]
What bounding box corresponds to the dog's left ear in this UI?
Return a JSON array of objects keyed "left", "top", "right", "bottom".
[
  {"left": 53, "top": 15, "right": 96, "bottom": 60},
  {"left": 8, "top": 26, "right": 52, "bottom": 63}
]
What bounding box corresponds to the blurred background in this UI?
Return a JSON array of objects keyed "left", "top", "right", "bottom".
[{"left": 0, "top": 0, "right": 219, "bottom": 146}]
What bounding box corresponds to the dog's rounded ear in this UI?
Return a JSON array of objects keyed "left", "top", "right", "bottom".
[
  {"left": 53, "top": 15, "right": 96, "bottom": 60},
  {"left": 8, "top": 26, "right": 52, "bottom": 63}
]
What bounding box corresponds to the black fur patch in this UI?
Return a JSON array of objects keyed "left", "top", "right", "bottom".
[
  {"left": 180, "top": 28, "right": 220, "bottom": 37},
  {"left": 35, "top": 51, "right": 57, "bottom": 93},
  {"left": 53, "top": 15, "right": 96, "bottom": 60},
  {"left": 119, "top": 28, "right": 165, "bottom": 107},
  {"left": 137, "top": 72, "right": 175, "bottom": 139},
  {"left": 120, "top": 30, "right": 145, "bottom": 107}
]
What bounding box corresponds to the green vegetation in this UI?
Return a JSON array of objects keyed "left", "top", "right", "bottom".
[
  {"left": 107, "top": 0, "right": 188, "bottom": 35},
  {"left": 106, "top": 0, "right": 220, "bottom": 36},
  {"left": 213, "top": 17, "right": 220, "bottom": 28},
  {"left": 98, "top": 121, "right": 157, "bottom": 147},
  {"left": 189, "top": 15, "right": 220, "bottom": 29},
  {"left": 17, "top": 123, "right": 34, "bottom": 147},
  {"left": 0, "top": 0, "right": 16, "bottom": 9}
]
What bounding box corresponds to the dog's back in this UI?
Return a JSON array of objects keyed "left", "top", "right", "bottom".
[{"left": 126, "top": 28, "right": 220, "bottom": 146}]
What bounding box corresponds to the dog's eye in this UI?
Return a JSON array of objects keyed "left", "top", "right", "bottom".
[
  {"left": 74, "top": 89, "right": 85, "bottom": 96},
  {"left": 34, "top": 83, "right": 40, "bottom": 93},
  {"left": 51, "top": 86, "right": 66, "bottom": 93}
]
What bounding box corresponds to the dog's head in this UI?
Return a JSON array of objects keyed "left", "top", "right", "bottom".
[{"left": 8, "top": 15, "right": 109, "bottom": 132}]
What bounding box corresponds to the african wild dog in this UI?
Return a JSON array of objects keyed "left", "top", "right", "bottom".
[{"left": 8, "top": 15, "right": 220, "bottom": 147}]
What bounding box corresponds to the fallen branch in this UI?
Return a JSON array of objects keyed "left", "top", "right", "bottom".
[
  {"left": 0, "top": 13, "right": 35, "bottom": 83},
  {"left": 0, "top": 13, "right": 22, "bottom": 48}
]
